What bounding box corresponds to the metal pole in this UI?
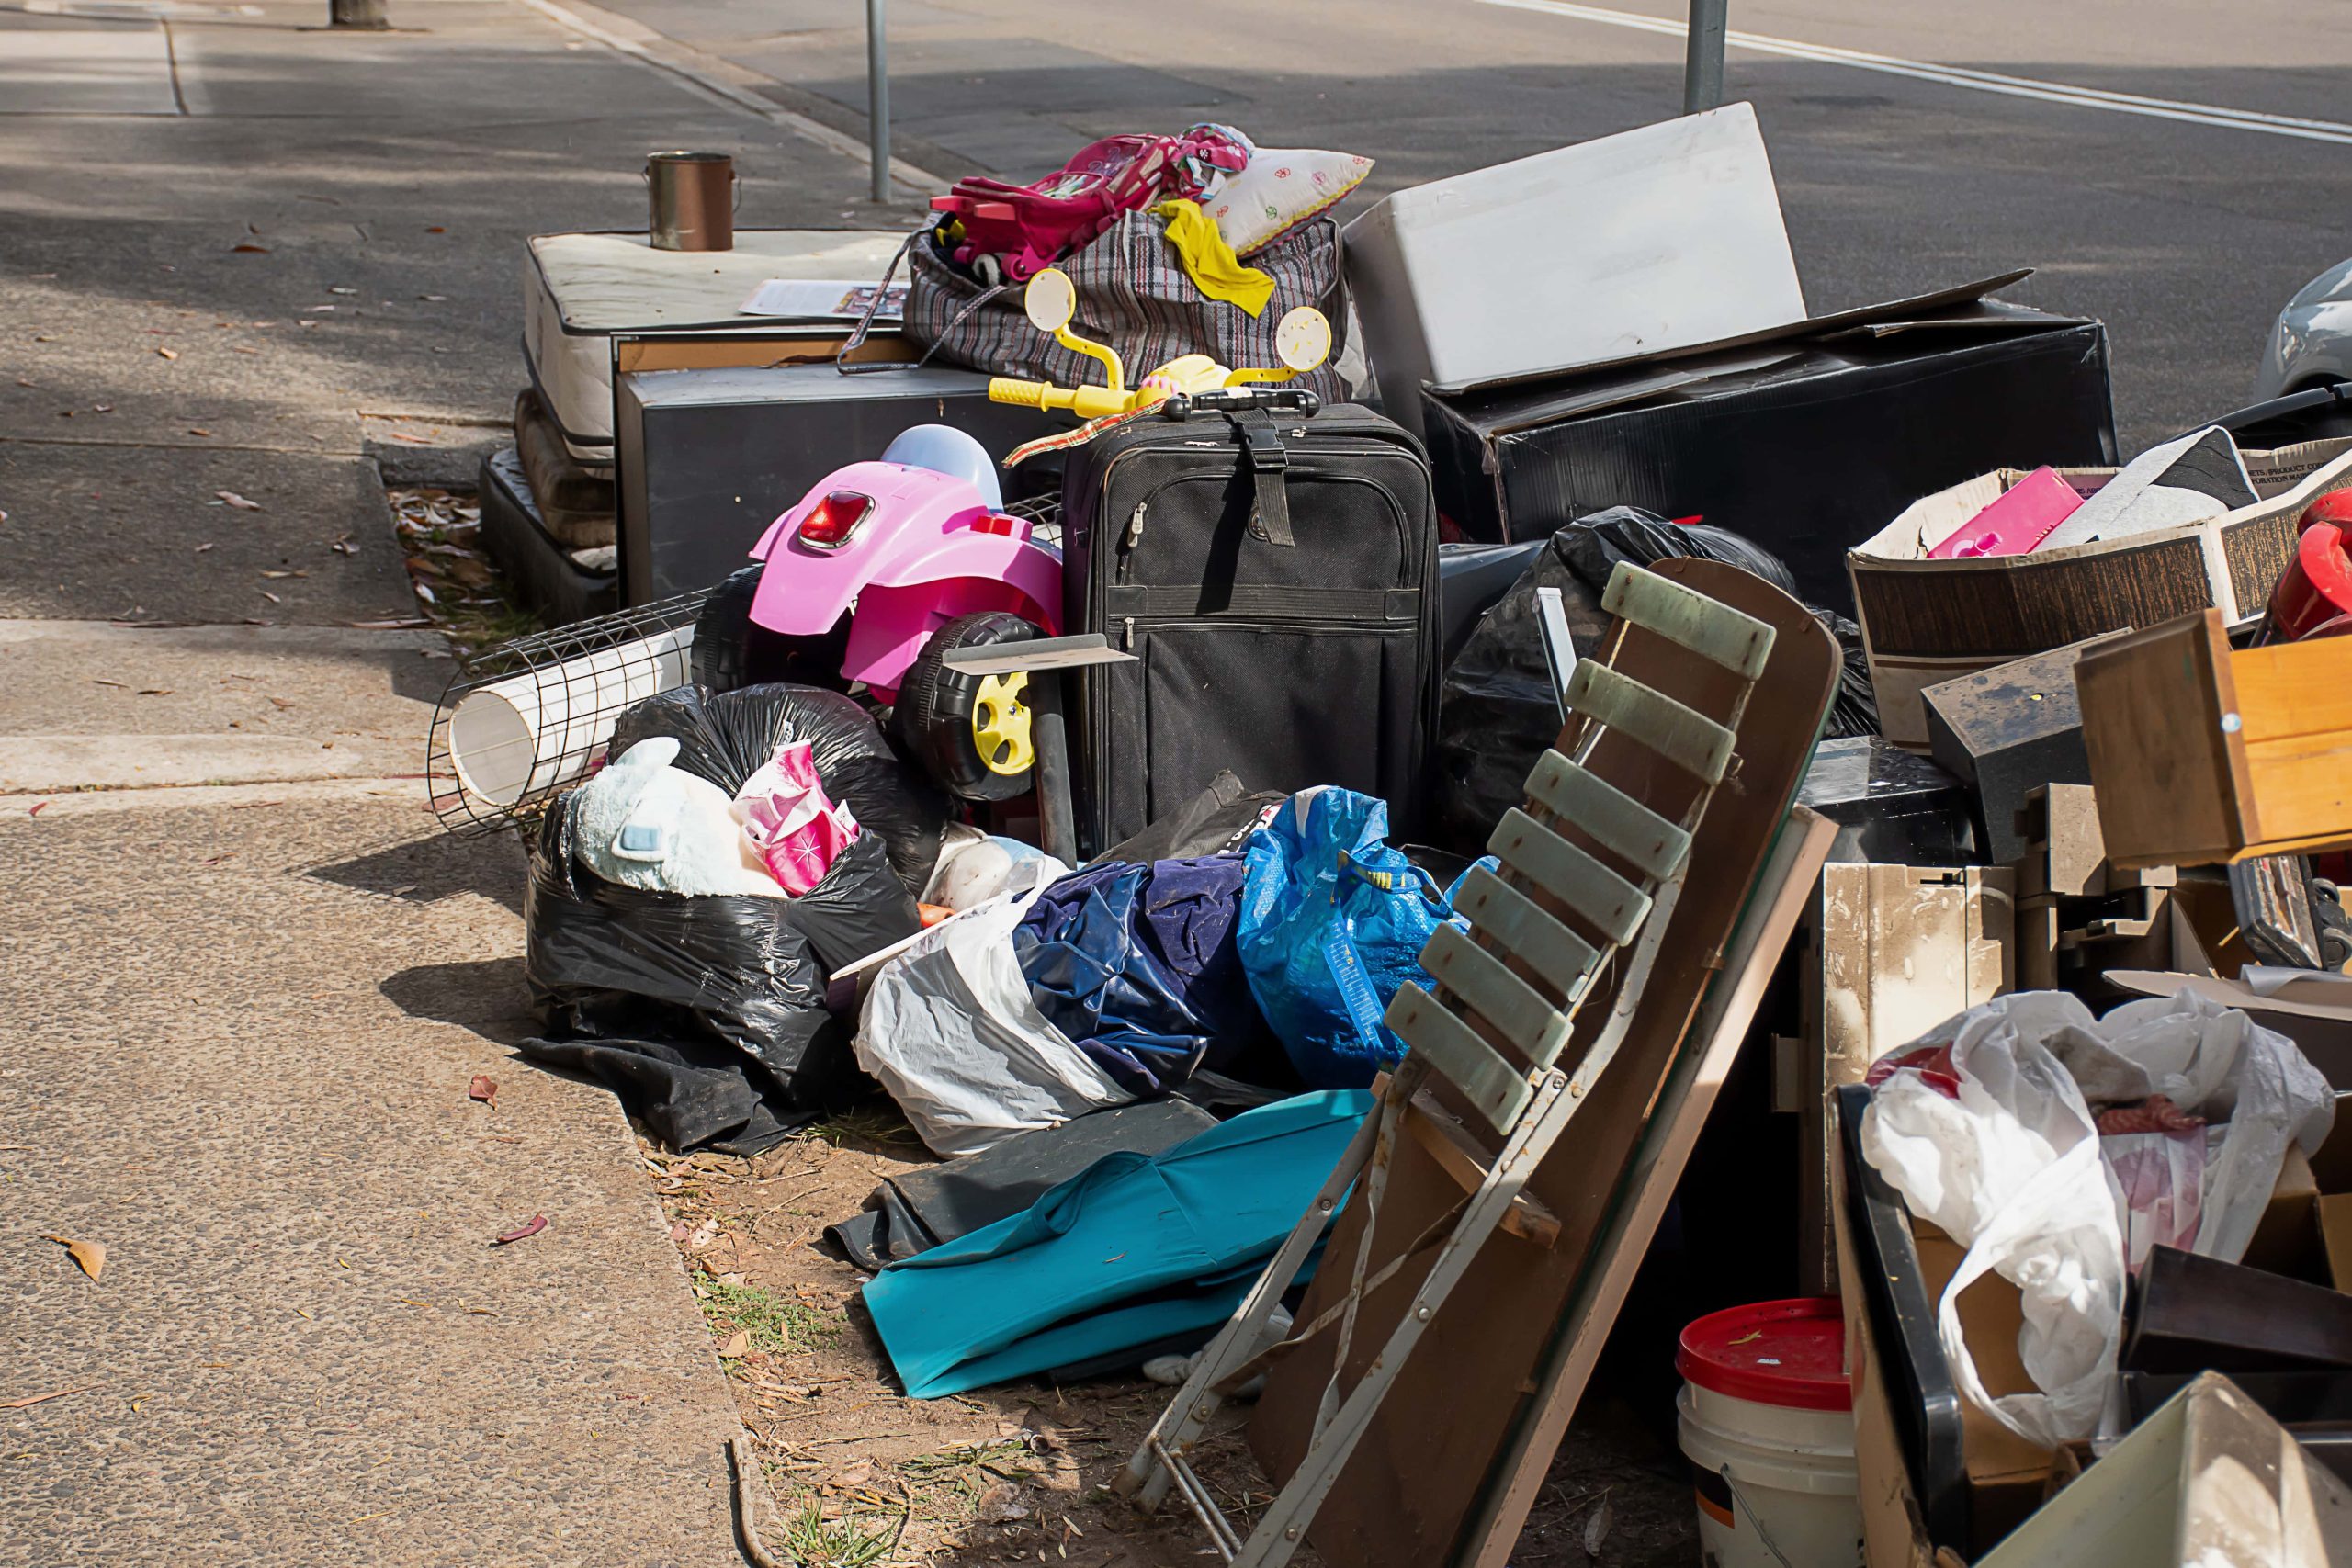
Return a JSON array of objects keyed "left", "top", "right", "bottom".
[
  {"left": 330, "top": 0, "right": 387, "bottom": 28},
  {"left": 865, "top": 0, "right": 891, "bottom": 202},
  {"left": 1682, "top": 0, "right": 1726, "bottom": 113}
]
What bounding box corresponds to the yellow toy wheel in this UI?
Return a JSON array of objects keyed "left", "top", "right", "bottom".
[
  {"left": 891, "top": 610, "right": 1044, "bottom": 802},
  {"left": 972, "top": 671, "right": 1034, "bottom": 775}
]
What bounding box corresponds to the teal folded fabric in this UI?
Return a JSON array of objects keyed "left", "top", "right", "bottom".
[{"left": 865, "top": 1089, "right": 1369, "bottom": 1398}]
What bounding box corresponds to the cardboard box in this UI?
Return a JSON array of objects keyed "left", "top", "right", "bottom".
[
  {"left": 1836, "top": 1080, "right": 2352, "bottom": 1567},
  {"left": 2238, "top": 1098, "right": 2352, "bottom": 1287},
  {"left": 1911, "top": 1221, "right": 2057, "bottom": 1546},
  {"left": 1850, "top": 437, "right": 2352, "bottom": 747},
  {"left": 1833, "top": 1085, "right": 2051, "bottom": 1565},
  {"left": 1342, "top": 103, "right": 1804, "bottom": 446},
  {"left": 1420, "top": 282, "right": 2113, "bottom": 611},
  {"left": 2321, "top": 1192, "right": 2352, "bottom": 1290}
]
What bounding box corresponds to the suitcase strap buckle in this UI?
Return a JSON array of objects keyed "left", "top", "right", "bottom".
[{"left": 1238, "top": 423, "right": 1295, "bottom": 548}]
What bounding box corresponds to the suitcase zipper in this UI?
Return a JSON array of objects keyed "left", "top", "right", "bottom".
[{"left": 1111, "top": 469, "right": 1411, "bottom": 586}]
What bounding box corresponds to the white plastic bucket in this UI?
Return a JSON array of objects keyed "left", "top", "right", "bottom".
[{"left": 1676, "top": 1298, "right": 1861, "bottom": 1568}]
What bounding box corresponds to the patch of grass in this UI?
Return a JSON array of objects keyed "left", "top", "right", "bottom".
[
  {"left": 797, "top": 1106, "right": 924, "bottom": 1152},
  {"left": 898, "top": 1439, "right": 1044, "bottom": 1521},
  {"left": 698, "top": 1277, "right": 844, "bottom": 1353},
  {"left": 772, "top": 1494, "right": 902, "bottom": 1568},
  {"left": 438, "top": 597, "right": 541, "bottom": 653}
]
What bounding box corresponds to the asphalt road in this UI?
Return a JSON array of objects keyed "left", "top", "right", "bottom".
[{"left": 584, "top": 0, "right": 2352, "bottom": 452}]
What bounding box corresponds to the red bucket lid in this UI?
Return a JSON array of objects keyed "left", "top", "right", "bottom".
[{"left": 1677, "top": 1297, "right": 1849, "bottom": 1412}]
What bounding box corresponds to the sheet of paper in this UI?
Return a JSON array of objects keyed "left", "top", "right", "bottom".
[{"left": 739, "top": 277, "right": 906, "bottom": 320}]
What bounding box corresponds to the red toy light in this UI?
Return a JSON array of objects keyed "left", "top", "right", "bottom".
[{"left": 797, "top": 491, "right": 874, "bottom": 550}]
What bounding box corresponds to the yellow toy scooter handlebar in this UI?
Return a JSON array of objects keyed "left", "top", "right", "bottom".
[
  {"left": 986, "top": 266, "right": 1332, "bottom": 420},
  {"left": 986, "top": 376, "right": 1153, "bottom": 421}
]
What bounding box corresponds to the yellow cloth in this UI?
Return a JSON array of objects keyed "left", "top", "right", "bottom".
[{"left": 1153, "top": 199, "right": 1275, "bottom": 318}]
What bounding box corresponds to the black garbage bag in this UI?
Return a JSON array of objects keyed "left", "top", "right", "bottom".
[
  {"left": 1095, "top": 769, "right": 1286, "bottom": 864},
  {"left": 518, "top": 787, "right": 922, "bottom": 1151},
  {"left": 1560, "top": 513, "right": 1878, "bottom": 742},
  {"left": 608, "top": 682, "right": 950, "bottom": 897},
  {"left": 1552, "top": 508, "right": 1798, "bottom": 596},
  {"left": 1431, "top": 507, "right": 1878, "bottom": 854}
]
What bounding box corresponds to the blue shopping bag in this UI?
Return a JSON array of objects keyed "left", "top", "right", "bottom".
[{"left": 1238, "top": 787, "right": 1488, "bottom": 1089}]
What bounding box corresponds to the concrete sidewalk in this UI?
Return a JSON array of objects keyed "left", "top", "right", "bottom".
[{"left": 0, "top": 3, "right": 908, "bottom": 1561}]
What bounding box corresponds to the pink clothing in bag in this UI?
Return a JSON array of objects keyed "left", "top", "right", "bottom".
[
  {"left": 931, "top": 125, "right": 1250, "bottom": 283},
  {"left": 731, "top": 741, "right": 861, "bottom": 897}
]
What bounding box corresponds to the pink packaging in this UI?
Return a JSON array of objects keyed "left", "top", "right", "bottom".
[
  {"left": 730, "top": 741, "right": 861, "bottom": 897},
  {"left": 2105, "top": 1127, "right": 2207, "bottom": 1275},
  {"left": 1926, "top": 465, "right": 2085, "bottom": 559}
]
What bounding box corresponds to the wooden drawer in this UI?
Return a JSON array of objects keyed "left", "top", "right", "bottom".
[{"left": 2077, "top": 608, "right": 2352, "bottom": 867}]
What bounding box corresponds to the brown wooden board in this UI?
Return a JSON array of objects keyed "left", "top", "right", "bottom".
[
  {"left": 1459, "top": 805, "right": 1838, "bottom": 1568},
  {"left": 1246, "top": 558, "right": 1839, "bottom": 1567},
  {"left": 2235, "top": 639, "right": 2352, "bottom": 850}
]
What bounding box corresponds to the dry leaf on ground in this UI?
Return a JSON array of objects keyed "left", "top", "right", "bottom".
[
  {"left": 216, "top": 491, "right": 261, "bottom": 511},
  {"left": 469, "top": 1076, "right": 498, "bottom": 1109},
  {"left": 1582, "top": 1495, "right": 1612, "bottom": 1558},
  {"left": 490, "top": 1214, "right": 547, "bottom": 1247},
  {"left": 717, "top": 1330, "right": 751, "bottom": 1359},
  {"left": 42, "top": 1234, "right": 106, "bottom": 1280}
]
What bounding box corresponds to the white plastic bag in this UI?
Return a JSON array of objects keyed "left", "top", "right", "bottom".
[
  {"left": 854, "top": 880, "right": 1129, "bottom": 1156},
  {"left": 1861, "top": 988, "right": 2335, "bottom": 1448},
  {"left": 1862, "top": 992, "right": 2122, "bottom": 1447},
  {"left": 2042, "top": 988, "right": 2335, "bottom": 1264}
]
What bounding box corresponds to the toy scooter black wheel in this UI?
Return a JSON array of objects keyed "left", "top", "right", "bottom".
[
  {"left": 691, "top": 565, "right": 851, "bottom": 694},
  {"left": 893, "top": 612, "right": 1042, "bottom": 802}
]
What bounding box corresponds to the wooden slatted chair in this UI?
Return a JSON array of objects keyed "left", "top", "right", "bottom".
[{"left": 1115, "top": 561, "right": 1778, "bottom": 1565}]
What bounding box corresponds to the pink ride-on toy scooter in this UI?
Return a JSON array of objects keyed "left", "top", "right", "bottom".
[{"left": 692, "top": 424, "right": 1062, "bottom": 803}]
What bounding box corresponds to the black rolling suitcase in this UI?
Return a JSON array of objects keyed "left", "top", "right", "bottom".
[{"left": 1057, "top": 397, "right": 1441, "bottom": 857}]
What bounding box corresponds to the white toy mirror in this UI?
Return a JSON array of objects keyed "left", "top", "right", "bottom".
[
  {"left": 1023, "top": 268, "right": 1077, "bottom": 334},
  {"left": 1275, "top": 307, "right": 1332, "bottom": 374}
]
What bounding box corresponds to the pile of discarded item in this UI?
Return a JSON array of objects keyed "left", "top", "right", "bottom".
[{"left": 429, "top": 100, "right": 2352, "bottom": 1566}]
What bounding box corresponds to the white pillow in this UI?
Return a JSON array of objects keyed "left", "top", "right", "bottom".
[{"left": 1209, "top": 147, "right": 1375, "bottom": 256}]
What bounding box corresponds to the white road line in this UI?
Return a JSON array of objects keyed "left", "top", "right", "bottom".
[{"left": 1477, "top": 0, "right": 2352, "bottom": 147}]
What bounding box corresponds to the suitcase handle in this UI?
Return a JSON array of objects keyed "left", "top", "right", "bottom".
[{"left": 1156, "top": 387, "right": 1322, "bottom": 422}]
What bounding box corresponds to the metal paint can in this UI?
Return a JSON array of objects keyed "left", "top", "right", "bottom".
[{"left": 646, "top": 152, "right": 737, "bottom": 252}]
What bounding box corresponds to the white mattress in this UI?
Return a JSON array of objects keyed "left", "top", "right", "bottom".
[{"left": 523, "top": 229, "right": 910, "bottom": 465}]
